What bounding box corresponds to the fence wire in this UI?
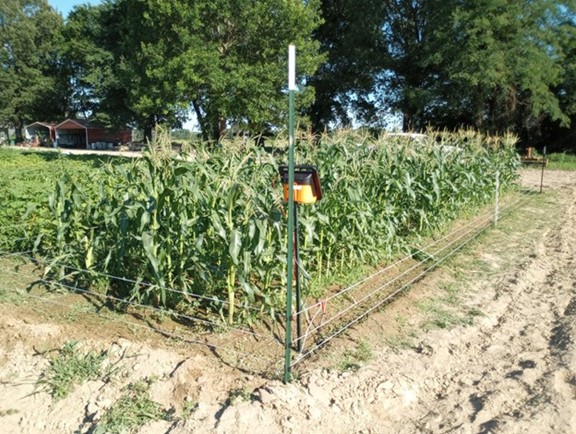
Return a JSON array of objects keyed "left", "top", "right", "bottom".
[
  {"left": 0, "top": 264, "right": 283, "bottom": 376},
  {"left": 0, "top": 190, "right": 536, "bottom": 376},
  {"left": 0, "top": 280, "right": 279, "bottom": 373},
  {"left": 291, "top": 193, "right": 531, "bottom": 365}
]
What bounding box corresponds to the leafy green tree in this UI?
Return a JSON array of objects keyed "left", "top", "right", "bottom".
[
  {"left": 77, "top": 0, "right": 322, "bottom": 141},
  {"left": 433, "top": 0, "right": 569, "bottom": 136},
  {"left": 190, "top": 0, "right": 323, "bottom": 140},
  {"left": 307, "top": 0, "right": 386, "bottom": 133},
  {"left": 0, "top": 0, "right": 65, "bottom": 140},
  {"left": 377, "top": 0, "right": 447, "bottom": 131},
  {"left": 60, "top": 3, "right": 116, "bottom": 122},
  {"left": 375, "top": 0, "right": 572, "bottom": 135}
]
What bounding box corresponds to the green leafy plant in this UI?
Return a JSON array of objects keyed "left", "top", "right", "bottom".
[
  {"left": 338, "top": 340, "right": 373, "bottom": 371},
  {"left": 94, "top": 378, "right": 170, "bottom": 434},
  {"left": 547, "top": 152, "right": 576, "bottom": 171},
  {"left": 36, "top": 340, "right": 108, "bottom": 400},
  {"left": 224, "top": 386, "right": 252, "bottom": 407},
  {"left": 28, "top": 129, "right": 519, "bottom": 325}
]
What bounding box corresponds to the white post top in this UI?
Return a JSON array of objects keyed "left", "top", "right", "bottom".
[{"left": 288, "top": 45, "right": 296, "bottom": 91}]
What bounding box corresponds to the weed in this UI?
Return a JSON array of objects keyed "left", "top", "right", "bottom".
[
  {"left": 224, "top": 386, "right": 252, "bottom": 406},
  {"left": 94, "top": 378, "right": 170, "bottom": 434},
  {"left": 467, "top": 307, "right": 484, "bottom": 317},
  {"left": 0, "top": 408, "right": 19, "bottom": 416},
  {"left": 385, "top": 335, "right": 414, "bottom": 350},
  {"left": 546, "top": 152, "right": 576, "bottom": 171},
  {"left": 338, "top": 340, "right": 373, "bottom": 371},
  {"left": 439, "top": 282, "right": 461, "bottom": 305},
  {"left": 181, "top": 399, "right": 198, "bottom": 419},
  {"left": 417, "top": 299, "right": 472, "bottom": 330},
  {"left": 36, "top": 340, "right": 107, "bottom": 400},
  {"left": 63, "top": 302, "right": 94, "bottom": 322},
  {"left": 395, "top": 314, "right": 409, "bottom": 328}
]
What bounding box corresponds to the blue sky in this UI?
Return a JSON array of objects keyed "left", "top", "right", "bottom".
[{"left": 48, "top": 0, "right": 102, "bottom": 18}]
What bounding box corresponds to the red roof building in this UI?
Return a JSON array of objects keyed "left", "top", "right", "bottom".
[{"left": 54, "top": 119, "right": 132, "bottom": 149}]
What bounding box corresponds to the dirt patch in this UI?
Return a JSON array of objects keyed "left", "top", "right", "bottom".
[{"left": 1, "top": 168, "right": 576, "bottom": 433}]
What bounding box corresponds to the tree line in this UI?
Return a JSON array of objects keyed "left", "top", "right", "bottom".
[{"left": 1, "top": 0, "right": 575, "bottom": 149}]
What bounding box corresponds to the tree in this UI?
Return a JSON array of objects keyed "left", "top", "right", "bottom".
[
  {"left": 190, "top": 0, "right": 322, "bottom": 140},
  {"left": 376, "top": 0, "right": 449, "bottom": 131},
  {"left": 76, "top": 0, "right": 322, "bottom": 141},
  {"left": 306, "top": 0, "right": 386, "bottom": 133},
  {"left": 60, "top": 4, "right": 116, "bottom": 122},
  {"left": 536, "top": 7, "right": 576, "bottom": 150},
  {"left": 433, "top": 0, "right": 568, "bottom": 137},
  {"left": 0, "top": 0, "right": 65, "bottom": 140},
  {"left": 375, "top": 0, "right": 571, "bottom": 135}
]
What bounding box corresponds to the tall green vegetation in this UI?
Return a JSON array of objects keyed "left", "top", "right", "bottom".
[
  {"left": 61, "top": 0, "right": 322, "bottom": 140},
  {"left": 0, "top": 0, "right": 65, "bottom": 139},
  {"left": 307, "top": 0, "right": 386, "bottom": 132},
  {"left": 2, "top": 0, "right": 576, "bottom": 148},
  {"left": 36, "top": 131, "right": 519, "bottom": 324},
  {"left": 309, "top": 0, "right": 576, "bottom": 148},
  {"left": 0, "top": 149, "right": 129, "bottom": 252}
]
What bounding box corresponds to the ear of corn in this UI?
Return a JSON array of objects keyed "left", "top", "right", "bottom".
[{"left": 36, "top": 129, "right": 519, "bottom": 323}]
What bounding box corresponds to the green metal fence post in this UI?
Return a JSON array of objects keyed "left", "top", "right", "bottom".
[{"left": 284, "top": 45, "right": 296, "bottom": 384}]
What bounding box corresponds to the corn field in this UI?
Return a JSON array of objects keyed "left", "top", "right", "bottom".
[{"left": 35, "top": 129, "right": 519, "bottom": 324}]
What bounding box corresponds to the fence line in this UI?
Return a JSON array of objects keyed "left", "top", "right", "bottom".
[
  {"left": 291, "top": 193, "right": 530, "bottom": 360},
  {"left": 299, "top": 195, "right": 513, "bottom": 315},
  {"left": 0, "top": 235, "right": 37, "bottom": 247},
  {"left": 0, "top": 189, "right": 536, "bottom": 375},
  {"left": 0, "top": 250, "right": 34, "bottom": 258},
  {"left": 291, "top": 225, "right": 486, "bottom": 367},
  {"left": 0, "top": 283, "right": 278, "bottom": 369},
  {"left": 0, "top": 263, "right": 277, "bottom": 343},
  {"left": 298, "top": 194, "right": 525, "bottom": 318},
  {"left": 0, "top": 251, "right": 265, "bottom": 314},
  {"left": 292, "top": 211, "right": 492, "bottom": 346},
  {"left": 0, "top": 222, "right": 36, "bottom": 230}
]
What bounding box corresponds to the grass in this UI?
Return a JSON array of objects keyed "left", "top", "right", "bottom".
[
  {"left": 338, "top": 340, "right": 373, "bottom": 371},
  {"left": 36, "top": 340, "right": 108, "bottom": 400},
  {"left": 94, "top": 378, "right": 170, "bottom": 434},
  {"left": 546, "top": 152, "right": 576, "bottom": 170},
  {"left": 380, "top": 190, "right": 562, "bottom": 349},
  {"left": 0, "top": 257, "right": 32, "bottom": 304},
  {"left": 416, "top": 298, "right": 476, "bottom": 330}
]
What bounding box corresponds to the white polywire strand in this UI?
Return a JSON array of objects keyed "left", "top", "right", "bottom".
[
  {"left": 0, "top": 235, "right": 36, "bottom": 247},
  {"left": 293, "top": 213, "right": 492, "bottom": 344},
  {"left": 299, "top": 197, "right": 509, "bottom": 316},
  {"left": 0, "top": 261, "right": 275, "bottom": 342},
  {"left": 291, "top": 195, "right": 529, "bottom": 360},
  {"left": 293, "top": 195, "right": 527, "bottom": 345},
  {"left": 14, "top": 253, "right": 263, "bottom": 313},
  {"left": 0, "top": 223, "right": 34, "bottom": 229},
  {"left": 0, "top": 250, "right": 34, "bottom": 258},
  {"left": 40, "top": 278, "right": 275, "bottom": 341},
  {"left": 0, "top": 285, "right": 276, "bottom": 365}
]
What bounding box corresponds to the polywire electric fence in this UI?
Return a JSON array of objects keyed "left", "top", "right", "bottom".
[
  {"left": 0, "top": 257, "right": 284, "bottom": 375},
  {"left": 0, "top": 190, "right": 536, "bottom": 377},
  {"left": 289, "top": 192, "right": 532, "bottom": 367}
]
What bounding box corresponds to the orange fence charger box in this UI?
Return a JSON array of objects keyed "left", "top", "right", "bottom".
[{"left": 279, "top": 165, "right": 323, "bottom": 204}]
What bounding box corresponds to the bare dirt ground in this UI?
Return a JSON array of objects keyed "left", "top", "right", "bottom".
[{"left": 1, "top": 169, "right": 575, "bottom": 433}]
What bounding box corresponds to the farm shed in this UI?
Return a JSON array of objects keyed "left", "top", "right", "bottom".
[
  {"left": 24, "top": 122, "right": 56, "bottom": 146},
  {"left": 54, "top": 119, "right": 132, "bottom": 149}
]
